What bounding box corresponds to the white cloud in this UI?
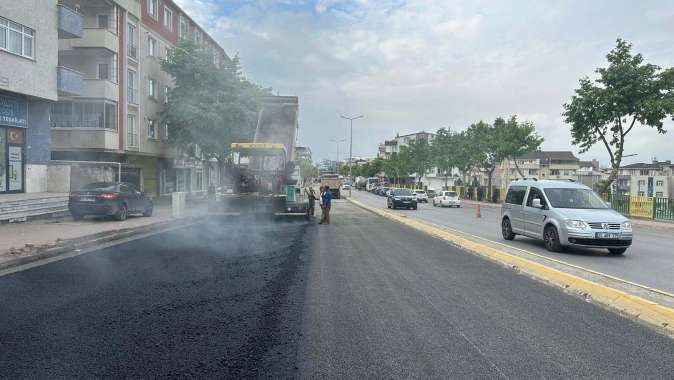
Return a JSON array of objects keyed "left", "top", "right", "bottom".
[{"left": 178, "top": 0, "right": 674, "bottom": 165}]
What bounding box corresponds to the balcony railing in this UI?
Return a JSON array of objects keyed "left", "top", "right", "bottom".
[
  {"left": 56, "top": 66, "right": 84, "bottom": 96},
  {"left": 57, "top": 4, "right": 83, "bottom": 39}
]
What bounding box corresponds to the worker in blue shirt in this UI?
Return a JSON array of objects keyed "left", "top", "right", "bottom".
[{"left": 319, "top": 185, "right": 333, "bottom": 224}]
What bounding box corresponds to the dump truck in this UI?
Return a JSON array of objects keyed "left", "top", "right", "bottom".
[
  {"left": 216, "top": 96, "right": 309, "bottom": 217},
  {"left": 320, "top": 173, "right": 341, "bottom": 199}
]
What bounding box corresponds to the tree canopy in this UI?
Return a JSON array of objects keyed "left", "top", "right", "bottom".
[
  {"left": 563, "top": 38, "right": 674, "bottom": 193},
  {"left": 493, "top": 116, "right": 544, "bottom": 177},
  {"left": 161, "top": 40, "right": 270, "bottom": 166}
]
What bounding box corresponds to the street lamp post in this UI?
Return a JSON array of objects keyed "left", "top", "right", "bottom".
[
  {"left": 340, "top": 114, "right": 364, "bottom": 197},
  {"left": 329, "top": 138, "right": 345, "bottom": 173}
]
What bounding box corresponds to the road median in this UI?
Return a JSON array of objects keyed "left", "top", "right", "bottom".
[{"left": 347, "top": 196, "right": 674, "bottom": 336}]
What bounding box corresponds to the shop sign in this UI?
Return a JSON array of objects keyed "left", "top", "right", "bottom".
[
  {"left": 8, "top": 146, "right": 22, "bottom": 191},
  {"left": 0, "top": 92, "right": 27, "bottom": 128}
]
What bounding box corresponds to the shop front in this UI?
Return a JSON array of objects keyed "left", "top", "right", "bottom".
[{"left": 0, "top": 92, "right": 28, "bottom": 194}]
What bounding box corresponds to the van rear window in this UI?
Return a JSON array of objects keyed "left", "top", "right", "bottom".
[{"left": 505, "top": 186, "right": 527, "bottom": 205}]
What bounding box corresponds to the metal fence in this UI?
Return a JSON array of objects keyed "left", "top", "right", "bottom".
[{"left": 601, "top": 193, "right": 674, "bottom": 222}]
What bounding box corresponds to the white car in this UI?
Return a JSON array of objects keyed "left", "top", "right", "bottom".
[
  {"left": 342, "top": 184, "right": 351, "bottom": 191},
  {"left": 413, "top": 190, "right": 429, "bottom": 203},
  {"left": 433, "top": 191, "right": 461, "bottom": 207}
]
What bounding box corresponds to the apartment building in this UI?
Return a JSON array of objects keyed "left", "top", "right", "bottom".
[
  {"left": 380, "top": 131, "right": 435, "bottom": 160},
  {"left": 295, "top": 146, "right": 312, "bottom": 163},
  {"left": 51, "top": 0, "right": 229, "bottom": 196},
  {"left": 0, "top": 0, "right": 62, "bottom": 194},
  {"left": 577, "top": 159, "right": 602, "bottom": 189},
  {"left": 501, "top": 151, "right": 580, "bottom": 184},
  {"left": 619, "top": 160, "right": 674, "bottom": 198}
]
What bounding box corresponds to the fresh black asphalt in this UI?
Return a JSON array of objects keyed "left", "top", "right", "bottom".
[{"left": 1, "top": 203, "right": 673, "bottom": 378}]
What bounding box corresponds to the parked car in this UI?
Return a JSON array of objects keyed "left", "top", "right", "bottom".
[
  {"left": 500, "top": 179, "right": 632, "bottom": 255},
  {"left": 426, "top": 189, "right": 437, "bottom": 199},
  {"left": 69, "top": 182, "right": 153, "bottom": 221},
  {"left": 387, "top": 188, "right": 418, "bottom": 210},
  {"left": 414, "top": 190, "right": 429, "bottom": 203},
  {"left": 433, "top": 191, "right": 461, "bottom": 207},
  {"left": 379, "top": 187, "right": 390, "bottom": 196}
]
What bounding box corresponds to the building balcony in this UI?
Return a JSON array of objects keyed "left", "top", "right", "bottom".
[
  {"left": 82, "top": 79, "right": 118, "bottom": 101},
  {"left": 57, "top": 4, "right": 83, "bottom": 39},
  {"left": 59, "top": 28, "right": 118, "bottom": 53},
  {"left": 56, "top": 66, "right": 84, "bottom": 96},
  {"left": 51, "top": 128, "right": 119, "bottom": 151}
]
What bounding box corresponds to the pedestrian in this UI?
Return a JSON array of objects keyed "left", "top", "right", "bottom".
[
  {"left": 320, "top": 185, "right": 333, "bottom": 225},
  {"left": 318, "top": 186, "right": 326, "bottom": 224},
  {"left": 305, "top": 187, "right": 317, "bottom": 217}
]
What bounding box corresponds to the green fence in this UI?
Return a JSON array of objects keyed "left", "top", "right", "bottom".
[{"left": 602, "top": 193, "right": 674, "bottom": 222}]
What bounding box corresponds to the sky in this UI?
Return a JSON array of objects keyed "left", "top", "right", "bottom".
[{"left": 174, "top": 0, "right": 674, "bottom": 165}]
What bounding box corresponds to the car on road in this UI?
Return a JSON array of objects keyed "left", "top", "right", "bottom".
[
  {"left": 69, "top": 182, "right": 153, "bottom": 221},
  {"left": 413, "top": 190, "right": 429, "bottom": 203},
  {"left": 433, "top": 191, "right": 461, "bottom": 207},
  {"left": 387, "top": 188, "right": 418, "bottom": 210},
  {"left": 342, "top": 183, "right": 351, "bottom": 191},
  {"left": 500, "top": 179, "right": 633, "bottom": 255},
  {"left": 379, "top": 187, "right": 390, "bottom": 196}
]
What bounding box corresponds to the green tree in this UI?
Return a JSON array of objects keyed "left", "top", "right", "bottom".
[
  {"left": 407, "top": 138, "right": 433, "bottom": 186},
  {"left": 384, "top": 149, "right": 411, "bottom": 186},
  {"left": 563, "top": 38, "right": 674, "bottom": 193},
  {"left": 161, "top": 40, "right": 270, "bottom": 182},
  {"left": 299, "top": 159, "right": 318, "bottom": 184},
  {"left": 452, "top": 131, "right": 476, "bottom": 186},
  {"left": 465, "top": 121, "right": 500, "bottom": 197},
  {"left": 494, "top": 116, "right": 543, "bottom": 177},
  {"left": 431, "top": 128, "right": 461, "bottom": 189}
]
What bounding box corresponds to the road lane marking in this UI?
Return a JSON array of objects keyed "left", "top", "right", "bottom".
[{"left": 348, "top": 197, "right": 674, "bottom": 336}]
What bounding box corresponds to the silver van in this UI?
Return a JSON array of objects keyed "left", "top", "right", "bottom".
[{"left": 500, "top": 180, "right": 633, "bottom": 255}]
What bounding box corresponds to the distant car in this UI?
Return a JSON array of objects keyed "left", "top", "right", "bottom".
[
  {"left": 433, "top": 191, "right": 461, "bottom": 207},
  {"left": 342, "top": 184, "right": 351, "bottom": 191},
  {"left": 426, "top": 189, "right": 437, "bottom": 199},
  {"left": 69, "top": 182, "right": 153, "bottom": 221},
  {"left": 500, "top": 179, "right": 633, "bottom": 255},
  {"left": 387, "top": 188, "right": 418, "bottom": 210},
  {"left": 379, "top": 187, "right": 390, "bottom": 196},
  {"left": 413, "top": 190, "right": 429, "bottom": 203}
]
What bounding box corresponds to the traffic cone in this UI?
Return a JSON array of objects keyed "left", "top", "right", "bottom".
[{"left": 476, "top": 202, "right": 482, "bottom": 218}]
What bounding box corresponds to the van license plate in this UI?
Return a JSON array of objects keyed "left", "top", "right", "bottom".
[{"left": 596, "top": 232, "right": 620, "bottom": 239}]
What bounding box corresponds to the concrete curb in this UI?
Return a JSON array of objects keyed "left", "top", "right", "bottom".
[
  {"left": 0, "top": 216, "right": 204, "bottom": 272},
  {"left": 347, "top": 197, "right": 674, "bottom": 336}
]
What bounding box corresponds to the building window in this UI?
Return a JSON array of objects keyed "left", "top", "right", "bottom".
[
  {"left": 51, "top": 101, "right": 117, "bottom": 130},
  {"left": 638, "top": 191, "right": 645, "bottom": 196},
  {"left": 179, "top": 15, "right": 188, "bottom": 38},
  {"left": 640, "top": 169, "right": 650, "bottom": 176},
  {"left": 164, "top": 122, "right": 169, "bottom": 140},
  {"left": 656, "top": 180, "right": 664, "bottom": 187},
  {"left": 656, "top": 192, "right": 664, "bottom": 198},
  {"left": 98, "top": 63, "right": 109, "bottom": 80},
  {"left": 163, "top": 7, "right": 173, "bottom": 30},
  {"left": 147, "top": 36, "right": 157, "bottom": 57},
  {"left": 127, "top": 22, "right": 137, "bottom": 59},
  {"left": 127, "top": 69, "right": 138, "bottom": 104},
  {"left": 638, "top": 180, "right": 645, "bottom": 186},
  {"left": 147, "top": 119, "right": 157, "bottom": 139},
  {"left": 148, "top": 0, "right": 158, "bottom": 18},
  {"left": 550, "top": 169, "right": 560, "bottom": 176},
  {"left": 127, "top": 114, "right": 138, "bottom": 147},
  {"left": 164, "top": 85, "right": 170, "bottom": 104},
  {"left": 148, "top": 78, "right": 156, "bottom": 98},
  {"left": 0, "top": 17, "right": 34, "bottom": 59},
  {"left": 97, "top": 14, "right": 109, "bottom": 29},
  {"left": 165, "top": 47, "right": 172, "bottom": 61}
]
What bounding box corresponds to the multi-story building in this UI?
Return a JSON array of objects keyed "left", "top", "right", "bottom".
[
  {"left": 619, "top": 160, "right": 674, "bottom": 198},
  {"left": 0, "top": 0, "right": 64, "bottom": 194},
  {"left": 577, "top": 159, "right": 602, "bottom": 189},
  {"left": 295, "top": 146, "right": 312, "bottom": 163},
  {"left": 380, "top": 131, "right": 435, "bottom": 160},
  {"left": 501, "top": 151, "right": 580, "bottom": 184},
  {"left": 51, "top": 0, "right": 229, "bottom": 196}
]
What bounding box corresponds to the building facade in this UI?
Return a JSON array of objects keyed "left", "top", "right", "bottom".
[
  {"left": 51, "top": 0, "right": 229, "bottom": 196},
  {"left": 501, "top": 151, "right": 581, "bottom": 185},
  {"left": 619, "top": 161, "right": 674, "bottom": 198},
  {"left": 294, "top": 146, "right": 312, "bottom": 163},
  {"left": 380, "top": 131, "right": 435, "bottom": 160},
  {"left": 0, "top": 0, "right": 61, "bottom": 194}
]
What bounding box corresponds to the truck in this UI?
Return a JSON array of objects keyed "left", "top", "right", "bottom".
[
  {"left": 217, "top": 96, "right": 310, "bottom": 218},
  {"left": 320, "top": 173, "right": 341, "bottom": 199}
]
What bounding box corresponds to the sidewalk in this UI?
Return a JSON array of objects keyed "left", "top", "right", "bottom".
[
  {"left": 0, "top": 202, "right": 209, "bottom": 265},
  {"left": 458, "top": 198, "right": 674, "bottom": 231}
]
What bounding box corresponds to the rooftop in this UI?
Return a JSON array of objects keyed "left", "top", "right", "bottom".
[
  {"left": 517, "top": 151, "right": 580, "bottom": 162},
  {"left": 620, "top": 160, "right": 673, "bottom": 169}
]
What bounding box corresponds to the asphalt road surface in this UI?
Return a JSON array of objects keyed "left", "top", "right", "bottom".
[
  {"left": 353, "top": 190, "right": 674, "bottom": 294},
  {"left": 1, "top": 205, "right": 673, "bottom": 378}
]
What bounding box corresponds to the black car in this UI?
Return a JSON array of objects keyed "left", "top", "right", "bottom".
[
  {"left": 69, "top": 182, "right": 153, "bottom": 221},
  {"left": 387, "top": 188, "right": 418, "bottom": 210}
]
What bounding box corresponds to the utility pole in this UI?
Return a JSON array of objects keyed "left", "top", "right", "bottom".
[{"left": 340, "top": 114, "right": 364, "bottom": 197}]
